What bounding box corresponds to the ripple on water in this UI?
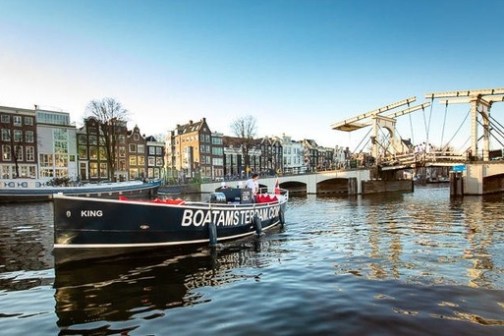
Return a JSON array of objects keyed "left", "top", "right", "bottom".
[{"left": 1, "top": 187, "right": 504, "bottom": 335}]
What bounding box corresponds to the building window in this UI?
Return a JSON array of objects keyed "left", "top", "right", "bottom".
[
  {"left": 13, "top": 130, "right": 22, "bottom": 142},
  {"left": 78, "top": 134, "right": 87, "bottom": 145},
  {"left": 26, "top": 146, "right": 35, "bottom": 161},
  {"left": 89, "top": 146, "right": 98, "bottom": 160},
  {"left": 156, "top": 157, "right": 163, "bottom": 166},
  {"left": 19, "top": 166, "right": 33, "bottom": 178},
  {"left": 149, "top": 147, "right": 155, "bottom": 155},
  {"left": 90, "top": 162, "right": 98, "bottom": 178},
  {"left": 24, "top": 116, "right": 34, "bottom": 126},
  {"left": 39, "top": 168, "right": 54, "bottom": 178},
  {"left": 36, "top": 111, "right": 69, "bottom": 125},
  {"left": 129, "top": 168, "right": 138, "bottom": 179},
  {"left": 100, "top": 163, "right": 108, "bottom": 178},
  {"left": 2, "top": 145, "right": 11, "bottom": 160},
  {"left": 13, "top": 116, "right": 22, "bottom": 126},
  {"left": 99, "top": 147, "right": 107, "bottom": 160},
  {"left": 212, "top": 147, "right": 223, "bottom": 155},
  {"left": 137, "top": 144, "right": 145, "bottom": 154},
  {"left": 78, "top": 146, "right": 87, "bottom": 160},
  {"left": 55, "top": 168, "right": 68, "bottom": 178},
  {"left": 129, "top": 156, "right": 137, "bottom": 166},
  {"left": 138, "top": 156, "right": 145, "bottom": 165},
  {"left": 1, "top": 129, "right": 10, "bottom": 141},
  {"left": 1, "top": 115, "right": 10, "bottom": 123},
  {"left": 129, "top": 144, "right": 136, "bottom": 153},
  {"left": 55, "top": 154, "right": 68, "bottom": 167},
  {"left": 89, "top": 135, "right": 98, "bottom": 145},
  {"left": 1, "top": 165, "right": 10, "bottom": 178},
  {"left": 148, "top": 157, "right": 155, "bottom": 166},
  {"left": 39, "top": 154, "right": 53, "bottom": 167},
  {"left": 25, "top": 131, "right": 34, "bottom": 143},
  {"left": 15, "top": 147, "right": 23, "bottom": 161}
]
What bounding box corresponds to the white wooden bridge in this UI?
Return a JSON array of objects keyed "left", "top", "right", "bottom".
[
  {"left": 201, "top": 170, "right": 372, "bottom": 195},
  {"left": 331, "top": 87, "right": 504, "bottom": 195}
]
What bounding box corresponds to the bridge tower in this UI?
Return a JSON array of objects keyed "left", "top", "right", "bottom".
[
  {"left": 426, "top": 88, "right": 504, "bottom": 161},
  {"left": 331, "top": 98, "right": 430, "bottom": 163}
]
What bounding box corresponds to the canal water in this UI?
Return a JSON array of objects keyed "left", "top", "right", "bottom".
[{"left": 1, "top": 185, "right": 503, "bottom": 335}]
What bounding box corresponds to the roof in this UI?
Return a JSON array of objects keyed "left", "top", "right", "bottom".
[{"left": 176, "top": 118, "right": 209, "bottom": 135}]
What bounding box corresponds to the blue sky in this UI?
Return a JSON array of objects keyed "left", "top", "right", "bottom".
[{"left": 0, "top": 0, "right": 503, "bottom": 150}]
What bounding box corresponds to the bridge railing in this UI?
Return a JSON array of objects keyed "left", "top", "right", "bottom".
[{"left": 380, "top": 151, "right": 467, "bottom": 166}]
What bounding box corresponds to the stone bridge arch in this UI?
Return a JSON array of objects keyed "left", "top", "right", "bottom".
[{"left": 200, "top": 170, "right": 371, "bottom": 195}]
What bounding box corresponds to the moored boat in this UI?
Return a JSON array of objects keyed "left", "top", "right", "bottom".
[
  {"left": 0, "top": 179, "right": 161, "bottom": 203},
  {"left": 53, "top": 187, "right": 288, "bottom": 263}
]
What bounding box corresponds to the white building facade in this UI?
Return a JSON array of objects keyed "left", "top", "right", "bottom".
[
  {"left": 279, "top": 134, "right": 305, "bottom": 174},
  {"left": 36, "top": 108, "right": 78, "bottom": 181}
]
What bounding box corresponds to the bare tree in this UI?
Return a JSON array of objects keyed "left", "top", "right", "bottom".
[
  {"left": 86, "top": 97, "right": 129, "bottom": 181},
  {"left": 230, "top": 115, "right": 257, "bottom": 173}
]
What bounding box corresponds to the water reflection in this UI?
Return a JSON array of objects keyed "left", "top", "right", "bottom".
[
  {"left": 0, "top": 202, "right": 53, "bottom": 274},
  {"left": 53, "top": 239, "right": 276, "bottom": 334},
  {"left": 1, "top": 187, "right": 504, "bottom": 335},
  {"left": 306, "top": 189, "right": 504, "bottom": 290}
]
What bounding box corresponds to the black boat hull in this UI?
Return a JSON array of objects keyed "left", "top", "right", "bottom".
[{"left": 53, "top": 193, "right": 287, "bottom": 253}]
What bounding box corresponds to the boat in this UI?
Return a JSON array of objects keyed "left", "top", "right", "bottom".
[
  {"left": 0, "top": 179, "right": 161, "bottom": 203},
  {"left": 53, "top": 187, "right": 288, "bottom": 263}
]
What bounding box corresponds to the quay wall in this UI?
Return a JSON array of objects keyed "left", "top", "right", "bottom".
[
  {"left": 361, "top": 180, "right": 414, "bottom": 195},
  {"left": 158, "top": 184, "right": 200, "bottom": 195}
]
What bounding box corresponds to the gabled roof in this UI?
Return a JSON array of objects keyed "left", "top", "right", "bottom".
[
  {"left": 222, "top": 136, "right": 261, "bottom": 148},
  {"left": 302, "top": 139, "right": 319, "bottom": 149},
  {"left": 223, "top": 136, "right": 243, "bottom": 147},
  {"left": 176, "top": 118, "right": 210, "bottom": 134}
]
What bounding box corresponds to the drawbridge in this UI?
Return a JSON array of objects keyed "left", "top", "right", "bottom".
[{"left": 331, "top": 87, "right": 504, "bottom": 171}]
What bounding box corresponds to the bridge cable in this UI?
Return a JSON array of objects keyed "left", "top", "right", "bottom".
[
  {"left": 458, "top": 136, "right": 470, "bottom": 153},
  {"left": 443, "top": 108, "right": 470, "bottom": 152},
  {"left": 377, "top": 127, "right": 399, "bottom": 158},
  {"left": 409, "top": 112, "right": 415, "bottom": 145},
  {"left": 353, "top": 127, "right": 372, "bottom": 154},
  {"left": 490, "top": 133, "right": 504, "bottom": 148},
  {"left": 439, "top": 100, "right": 448, "bottom": 151},
  {"left": 423, "top": 97, "right": 434, "bottom": 148},
  {"left": 476, "top": 118, "right": 504, "bottom": 148},
  {"left": 358, "top": 137, "right": 372, "bottom": 155},
  {"left": 489, "top": 115, "right": 504, "bottom": 139}
]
